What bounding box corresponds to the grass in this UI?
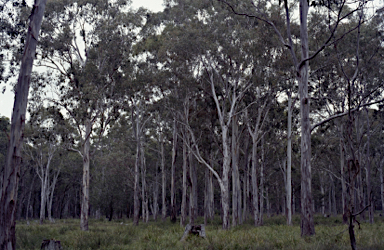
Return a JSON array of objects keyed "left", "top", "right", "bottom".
[{"left": 16, "top": 215, "right": 384, "bottom": 250}]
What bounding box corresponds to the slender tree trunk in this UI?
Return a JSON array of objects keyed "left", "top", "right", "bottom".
[
  {"left": 133, "top": 127, "right": 140, "bottom": 225},
  {"left": 251, "top": 138, "right": 259, "bottom": 226},
  {"left": 320, "top": 172, "right": 325, "bottom": 215},
  {"left": 0, "top": 1, "right": 47, "bottom": 248},
  {"left": 47, "top": 170, "right": 60, "bottom": 222},
  {"left": 243, "top": 154, "right": 250, "bottom": 222},
  {"left": 181, "top": 136, "right": 188, "bottom": 226},
  {"left": 141, "top": 143, "right": 148, "bottom": 223},
  {"left": 357, "top": 169, "right": 364, "bottom": 220},
  {"left": 204, "top": 155, "right": 215, "bottom": 225},
  {"left": 259, "top": 136, "right": 265, "bottom": 225},
  {"left": 286, "top": 91, "right": 292, "bottom": 225},
  {"left": 365, "top": 109, "right": 373, "bottom": 223},
  {"left": 232, "top": 114, "right": 241, "bottom": 226},
  {"left": 206, "top": 154, "right": 215, "bottom": 223},
  {"left": 153, "top": 162, "right": 159, "bottom": 221},
  {"left": 204, "top": 167, "right": 209, "bottom": 225},
  {"left": 331, "top": 175, "right": 337, "bottom": 216},
  {"left": 380, "top": 157, "right": 384, "bottom": 215},
  {"left": 39, "top": 177, "right": 47, "bottom": 224},
  {"left": 161, "top": 132, "right": 166, "bottom": 221},
  {"left": 292, "top": 187, "right": 295, "bottom": 215},
  {"left": 170, "top": 119, "right": 177, "bottom": 222},
  {"left": 189, "top": 148, "right": 197, "bottom": 225},
  {"left": 355, "top": 117, "right": 365, "bottom": 221},
  {"left": 340, "top": 122, "right": 348, "bottom": 222},
  {"left": 299, "top": 0, "right": 315, "bottom": 236},
  {"left": 266, "top": 186, "right": 271, "bottom": 217},
  {"left": 221, "top": 129, "right": 231, "bottom": 229},
  {"left": 80, "top": 121, "right": 91, "bottom": 231}
]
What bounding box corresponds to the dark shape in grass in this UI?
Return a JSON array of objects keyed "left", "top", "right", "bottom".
[
  {"left": 180, "top": 224, "right": 206, "bottom": 241},
  {"left": 40, "top": 239, "right": 61, "bottom": 250}
]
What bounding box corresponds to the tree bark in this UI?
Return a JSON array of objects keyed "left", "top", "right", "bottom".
[
  {"left": 181, "top": 135, "right": 188, "bottom": 226},
  {"left": 221, "top": 128, "right": 231, "bottom": 229},
  {"left": 365, "top": 109, "right": 373, "bottom": 223},
  {"left": 340, "top": 122, "right": 348, "bottom": 222},
  {"left": 189, "top": 148, "right": 197, "bottom": 225},
  {"left": 0, "top": 1, "right": 47, "bottom": 248},
  {"left": 251, "top": 138, "right": 259, "bottom": 226},
  {"left": 161, "top": 131, "right": 166, "bottom": 221},
  {"left": 170, "top": 119, "right": 177, "bottom": 222},
  {"left": 286, "top": 91, "right": 292, "bottom": 225},
  {"left": 380, "top": 157, "right": 384, "bottom": 216},
  {"left": 242, "top": 138, "right": 250, "bottom": 223},
  {"left": 152, "top": 161, "right": 159, "bottom": 221},
  {"left": 47, "top": 169, "right": 60, "bottom": 222},
  {"left": 133, "top": 122, "right": 140, "bottom": 225},
  {"left": 232, "top": 114, "right": 241, "bottom": 226},
  {"left": 204, "top": 161, "right": 214, "bottom": 225},
  {"left": 141, "top": 141, "right": 148, "bottom": 223},
  {"left": 319, "top": 173, "right": 325, "bottom": 215},
  {"left": 299, "top": 0, "right": 315, "bottom": 236},
  {"left": 80, "top": 120, "right": 91, "bottom": 231},
  {"left": 259, "top": 136, "right": 265, "bottom": 225}
]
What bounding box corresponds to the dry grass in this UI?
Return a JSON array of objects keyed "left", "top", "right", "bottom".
[{"left": 16, "top": 215, "right": 384, "bottom": 249}]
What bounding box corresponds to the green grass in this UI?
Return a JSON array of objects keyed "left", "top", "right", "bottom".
[{"left": 16, "top": 215, "right": 384, "bottom": 250}]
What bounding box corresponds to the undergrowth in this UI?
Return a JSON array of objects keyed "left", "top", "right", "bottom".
[{"left": 16, "top": 214, "right": 384, "bottom": 250}]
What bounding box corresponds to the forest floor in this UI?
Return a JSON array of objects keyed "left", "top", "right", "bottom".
[{"left": 16, "top": 214, "right": 384, "bottom": 250}]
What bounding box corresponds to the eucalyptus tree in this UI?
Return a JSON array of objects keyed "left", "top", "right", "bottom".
[
  {"left": 218, "top": 0, "right": 373, "bottom": 236},
  {"left": 23, "top": 105, "right": 67, "bottom": 224},
  {"left": 310, "top": 12, "right": 384, "bottom": 228},
  {"left": 162, "top": 1, "right": 280, "bottom": 229},
  {"left": 36, "top": 0, "right": 140, "bottom": 230},
  {"left": 0, "top": 0, "right": 47, "bottom": 248}
]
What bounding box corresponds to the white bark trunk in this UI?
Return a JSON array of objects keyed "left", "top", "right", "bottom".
[
  {"left": 251, "top": 138, "right": 259, "bottom": 226},
  {"left": 141, "top": 142, "right": 148, "bottom": 223},
  {"left": 189, "top": 148, "right": 197, "bottom": 225},
  {"left": 161, "top": 131, "right": 166, "bottom": 221},
  {"left": 0, "top": 1, "right": 47, "bottom": 248},
  {"left": 181, "top": 136, "right": 188, "bottom": 226},
  {"left": 221, "top": 128, "right": 231, "bottom": 229},
  {"left": 153, "top": 162, "right": 159, "bottom": 221},
  {"left": 299, "top": 0, "right": 315, "bottom": 236},
  {"left": 259, "top": 136, "right": 265, "bottom": 225},
  {"left": 39, "top": 178, "right": 47, "bottom": 224},
  {"left": 80, "top": 120, "right": 91, "bottom": 231},
  {"left": 47, "top": 169, "right": 60, "bottom": 222},
  {"left": 380, "top": 157, "right": 384, "bottom": 215},
  {"left": 170, "top": 119, "right": 177, "bottom": 222},
  {"left": 133, "top": 132, "right": 140, "bottom": 225},
  {"left": 286, "top": 91, "right": 292, "bottom": 225},
  {"left": 232, "top": 114, "right": 241, "bottom": 226},
  {"left": 365, "top": 109, "right": 373, "bottom": 223}
]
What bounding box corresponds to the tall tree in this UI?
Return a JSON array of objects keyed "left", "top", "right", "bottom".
[
  {"left": 37, "top": 0, "right": 138, "bottom": 230},
  {"left": 218, "top": 0, "right": 371, "bottom": 236},
  {"left": 0, "top": 0, "right": 47, "bottom": 248}
]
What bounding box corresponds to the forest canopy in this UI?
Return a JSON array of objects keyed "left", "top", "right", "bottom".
[{"left": 1, "top": 0, "right": 384, "bottom": 248}]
